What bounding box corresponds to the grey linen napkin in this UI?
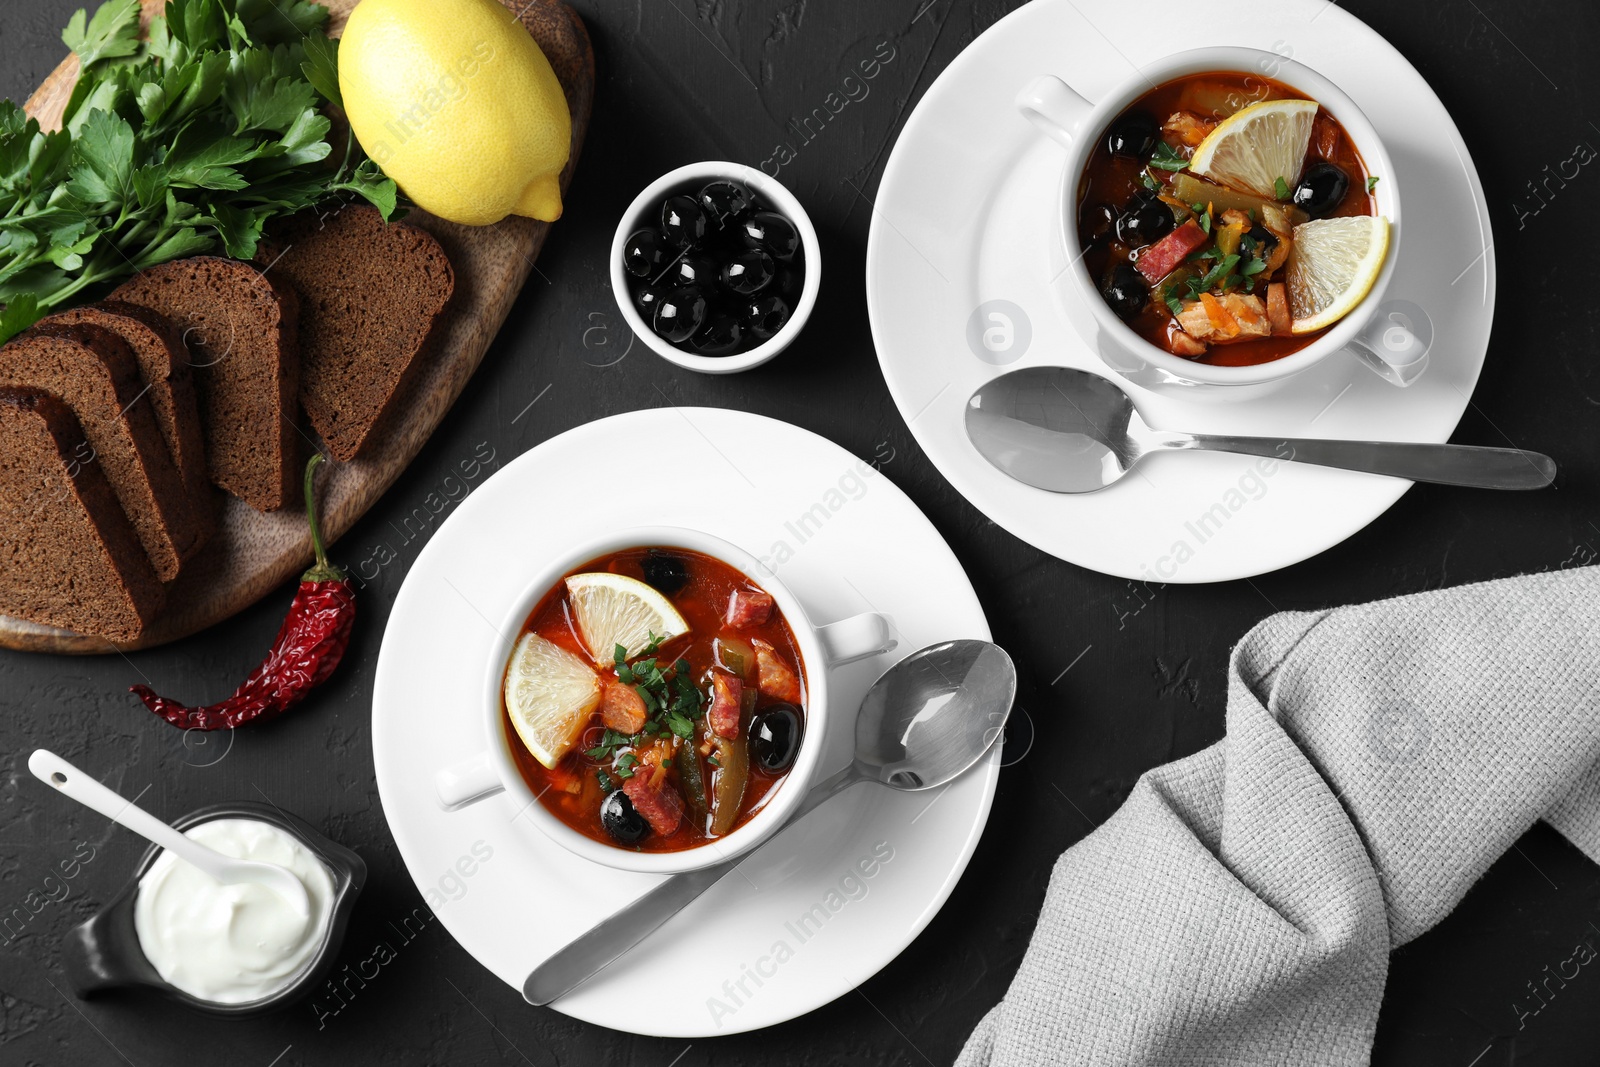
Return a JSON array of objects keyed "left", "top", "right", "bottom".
[{"left": 959, "top": 566, "right": 1600, "bottom": 1067}]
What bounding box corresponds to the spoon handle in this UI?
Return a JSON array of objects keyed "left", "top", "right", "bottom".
[
  {"left": 27, "top": 750, "right": 225, "bottom": 878},
  {"left": 523, "top": 765, "right": 860, "bottom": 1006},
  {"left": 1167, "top": 435, "right": 1556, "bottom": 490}
]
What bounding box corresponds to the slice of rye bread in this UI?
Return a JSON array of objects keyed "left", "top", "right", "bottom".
[
  {"left": 0, "top": 386, "right": 165, "bottom": 641},
  {"left": 112, "top": 257, "right": 302, "bottom": 512},
  {"left": 51, "top": 301, "right": 215, "bottom": 530},
  {"left": 257, "top": 204, "right": 454, "bottom": 461},
  {"left": 0, "top": 322, "right": 200, "bottom": 581}
]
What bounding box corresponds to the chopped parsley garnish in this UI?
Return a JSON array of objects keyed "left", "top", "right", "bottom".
[
  {"left": 590, "top": 631, "right": 706, "bottom": 787},
  {"left": 1274, "top": 176, "right": 1291, "bottom": 200},
  {"left": 1235, "top": 255, "right": 1268, "bottom": 293},
  {"left": 1162, "top": 283, "right": 1185, "bottom": 316},
  {"left": 1139, "top": 168, "right": 1161, "bottom": 191},
  {"left": 596, "top": 769, "right": 616, "bottom": 793},
  {"left": 1149, "top": 142, "right": 1190, "bottom": 172},
  {"left": 585, "top": 729, "right": 636, "bottom": 761},
  {"left": 1198, "top": 253, "right": 1241, "bottom": 292},
  {"left": 1367, "top": 176, "right": 1381, "bottom": 192}
]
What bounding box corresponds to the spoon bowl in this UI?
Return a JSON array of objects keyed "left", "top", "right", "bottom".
[
  {"left": 854, "top": 639, "right": 1017, "bottom": 789},
  {"left": 522, "top": 638, "right": 1017, "bottom": 1005},
  {"left": 967, "top": 366, "right": 1556, "bottom": 493}
]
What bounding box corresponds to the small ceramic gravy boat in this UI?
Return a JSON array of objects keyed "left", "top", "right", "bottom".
[{"left": 63, "top": 801, "right": 365, "bottom": 1017}]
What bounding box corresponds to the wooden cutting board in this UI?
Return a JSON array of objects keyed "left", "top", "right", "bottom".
[{"left": 0, "top": 0, "right": 594, "bottom": 654}]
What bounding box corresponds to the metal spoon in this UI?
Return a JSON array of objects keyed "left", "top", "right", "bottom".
[
  {"left": 966, "top": 366, "right": 1557, "bottom": 493},
  {"left": 522, "top": 638, "right": 1016, "bottom": 1005},
  {"left": 28, "top": 749, "right": 310, "bottom": 916}
]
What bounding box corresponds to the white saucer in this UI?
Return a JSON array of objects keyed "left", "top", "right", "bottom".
[
  {"left": 371, "top": 408, "right": 997, "bottom": 1037},
  {"left": 866, "top": 0, "right": 1495, "bottom": 583}
]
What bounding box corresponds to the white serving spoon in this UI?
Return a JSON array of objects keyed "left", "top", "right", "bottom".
[{"left": 28, "top": 749, "right": 309, "bottom": 916}]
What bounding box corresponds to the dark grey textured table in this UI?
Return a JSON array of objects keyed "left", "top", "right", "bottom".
[{"left": 2, "top": 1, "right": 1598, "bottom": 1064}]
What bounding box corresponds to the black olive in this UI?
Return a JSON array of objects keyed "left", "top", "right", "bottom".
[
  {"left": 750, "top": 705, "right": 802, "bottom": 772},
  {"left": 665, "top": 253, "right": 717, "bottom": 288},
  {"left": 740, "top": 211, "right": 801, "bottom": 261},
  {"left": 772, "top": 261, "right": 804, "bottom": 300},
  {"left": 632, "top": 283, "right": 665, "bottom": 320},
  {"left": 692, "top": 313, "right": 745, "bottom": 356},
  {"left": 740, "top": 294, "right": 792, "bottom": 341},
  {"left": 623, "top": 229, "right": 668, "bottom": 280},
  {"left": 1292, "top": 163, "right": 1350, "bottom": 218},
  {"left": 600, "top": 790, "right": 650, "bottom": 845},
  {"left": 1114, "top": 197, "right": 1175, "bottom": 247},
  {"left": 1102, "top": 263, "right": 1148, "bottom": 322},
  {"left": 639, "top": 550, "right": 688, "bottom": 594},
  {"left": 661, "top": 195, "right": 710, "bottom": 249},
  {"left": 1105, "top": 111, "right": 1161, "bottom": 160},
  {"left": 1245, "top": 225, "right": 1279, "bottom": 259},
  {"left": 719, "top": 251, "right": 775, "bottom": 296},
  {"left": 1084, "top": 202, "right": 1117, "bottom": 245},
  {"left": 653, "top": 286, "right": 709, "bottom": 343},
  {"left": 699, "top": 180, "right": 756, "bottom": 226}
]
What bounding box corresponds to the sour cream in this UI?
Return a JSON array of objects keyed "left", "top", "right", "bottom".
[{"left": 134, "top": 818, "right": 334, "bottom": 1004}]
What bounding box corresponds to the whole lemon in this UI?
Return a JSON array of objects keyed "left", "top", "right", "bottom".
[{"left": 338, "top": 0, "right": 572, "bottom": 225}]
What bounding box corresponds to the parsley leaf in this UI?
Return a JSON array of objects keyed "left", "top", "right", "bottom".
[
  {"left": 61, "top": 0, "right": 140, "bottom": 69},
  {"left": 0, "top": 295, "right": 41, "bottom": 344},
  {"left": 1199, "top": 253, "right": 1241, "bottom": 292},
  {"left": 1149, "top": 141, "right": 1190, "bottom": 172},
  {"left": 1367, "top": 176, "right": 1381, "bottom": 193},
  {"left": 300, "top": 34, "right": 342, "bottom": 109},
  {"left": 63, "top": 108, "right": 136, "bottom": 206},
  {"left": 1161, "top": 283, "right": 1184, "bottom": 316},
  {"left": 1274, "top": 176, "right": 1291, "bottom": 200}
]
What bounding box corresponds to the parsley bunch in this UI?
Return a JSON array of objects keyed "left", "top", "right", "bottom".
[{"left": 0, "top": 0, "right": 398, "bottom": 343}]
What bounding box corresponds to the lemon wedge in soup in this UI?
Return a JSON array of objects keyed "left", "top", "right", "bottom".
[
  {"left": 504, "top": 633, "right": 600, "bottom": 769},
  {"left": 1188, "top": 99, "right": 1318, "bottom": 201},
  {"left": 565, "top": 573, "right": 689, "bottom": 662},
  {"left": 1286, "top": 215, "right": 1390, "bottom": 333}
]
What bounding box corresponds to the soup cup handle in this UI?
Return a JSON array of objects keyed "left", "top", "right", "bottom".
[
  {"left": 435, "top": 751, "right": 505, "bottom": 811},
  {"left": 816, "top": 613, "right": 896, "bottom": 667},
  {"left": 1016, "top": 75, "right": 1094, "bottom": 149},
  {"left": 1346, "top": 303, "right": 1430, "bottom": 387}
]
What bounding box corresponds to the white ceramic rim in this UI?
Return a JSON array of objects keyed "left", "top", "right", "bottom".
[
  {"left": 1059, "top": 45, "right": 1402, "bottom": 386},
  {"left": 482, "top": 524, "right": 830, "bottom": 876},
  {"left": 610, "top": 162, "right": 822, "bottom": 375}
]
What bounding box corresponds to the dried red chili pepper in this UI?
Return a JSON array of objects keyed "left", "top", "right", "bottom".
[{"left": 132, "top": 454, "right": 355, "bottom": 731}]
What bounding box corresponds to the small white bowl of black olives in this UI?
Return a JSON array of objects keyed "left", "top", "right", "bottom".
[{"left": 611, "top": 161, "right": 820, "bottom": 374}]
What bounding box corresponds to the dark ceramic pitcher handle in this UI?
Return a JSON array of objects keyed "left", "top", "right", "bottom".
[{"left": 62, "top": 909, "right": 132, "bottom": 996}]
